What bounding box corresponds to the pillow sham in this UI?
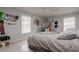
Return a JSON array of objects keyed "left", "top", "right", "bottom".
[{"left": 57, "top": 30, "right": 77, "bottom": 40}]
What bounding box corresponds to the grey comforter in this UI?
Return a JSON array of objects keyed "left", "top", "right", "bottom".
[{"left": 28, "top": 33, "right": 79, "bottom": 52}]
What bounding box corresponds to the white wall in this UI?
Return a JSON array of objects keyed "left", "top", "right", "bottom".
[
  {"left": 0, "top": 7, "right": 44, "bottom": 40},
  {"left": 1, "top": 7, "right": 79, "bottom": 40},
  {"left": 47, "top": 12, "right": 79, "bottom": 33}
]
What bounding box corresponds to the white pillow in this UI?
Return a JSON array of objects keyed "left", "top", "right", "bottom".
[{"left": 57, "top": 30, "right": 77, "bottom": 40}]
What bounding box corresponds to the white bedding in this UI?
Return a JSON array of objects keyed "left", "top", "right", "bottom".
[{"left": 28, "top": 33, "right": 79, "bottom": 52}]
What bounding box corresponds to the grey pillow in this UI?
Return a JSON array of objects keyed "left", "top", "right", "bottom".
[{"left": 57, "top": 30, "right": 77, "bottom": 40}]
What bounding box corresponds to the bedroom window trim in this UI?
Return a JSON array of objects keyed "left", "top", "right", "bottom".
[
  {"left": 63, "top": 16, "right": 76, "bottom": 31},
  {"left": 21, "top": 15, "right": 31, "bottom": 34}
]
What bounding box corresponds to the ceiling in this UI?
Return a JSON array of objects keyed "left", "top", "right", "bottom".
[{"left": 16, "top": 7, "right": 79, "bottom": 16}]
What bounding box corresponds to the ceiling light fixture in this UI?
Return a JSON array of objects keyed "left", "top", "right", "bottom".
[{"left": 46, "top": 9, "right": 58, "bottom": 12}]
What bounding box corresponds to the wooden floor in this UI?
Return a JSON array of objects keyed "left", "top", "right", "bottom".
[{"left": 0, "top": 39, "right": 33, "bottom": 52}]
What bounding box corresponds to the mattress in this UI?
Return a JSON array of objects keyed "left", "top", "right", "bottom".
[{"left": 28, "top": 33, "right": 79, "bottom": 52}]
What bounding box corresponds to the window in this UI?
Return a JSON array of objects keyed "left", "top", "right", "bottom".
[
  {"left": 22, "top": 15, "right": 31, "bottom": 33},
  {"left": 64, "top": 17, "right": 75, "bottom": 31}
]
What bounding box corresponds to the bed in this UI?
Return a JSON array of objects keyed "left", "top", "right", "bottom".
[{"left": 27, "top": 31, "right": 79, "bottom": 52}]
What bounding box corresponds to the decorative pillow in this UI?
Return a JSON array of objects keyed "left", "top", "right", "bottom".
[{"left": 57, "top": 30, "right": 77, "bottom": 40}]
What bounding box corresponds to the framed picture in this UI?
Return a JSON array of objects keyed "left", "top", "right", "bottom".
[{"left": 34, "top": 20, "right": 40, "bottom": 26}]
